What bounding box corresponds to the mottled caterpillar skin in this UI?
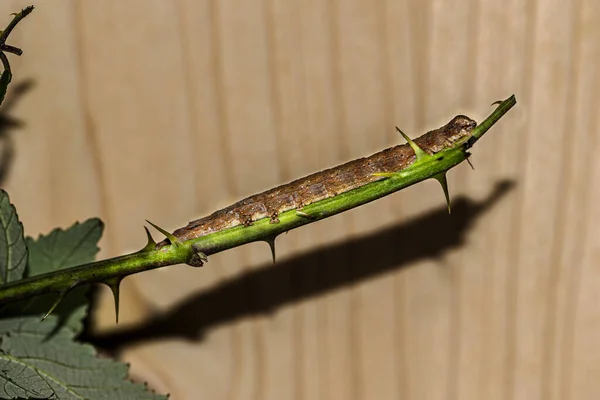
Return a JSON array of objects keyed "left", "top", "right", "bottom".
[{"left": 172, "top": 115, "right": 476, "bottom": 242}]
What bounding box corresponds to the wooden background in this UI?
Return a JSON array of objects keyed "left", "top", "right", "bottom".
[{"left": 2, "top": 0, "right": 599, "bottom": 399}]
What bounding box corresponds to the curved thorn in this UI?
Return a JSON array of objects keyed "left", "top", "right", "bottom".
[
  {"left": 395, "top": 126, "right": 427, "bottom": 161},
  {"left": 145, "top": 220, "right": 180, "bottom": 245},
  {"left": 432, "top": 172, "right": 451, "bottom": 214},
  {"left": 466, "top": 157, "right": 475, "bottom": 170},
  {"left": 104, "top": 277, "right": 122, "bottom": 323},
  {"left": 42, "top": 289, "right": 70, "bottom": 321},
  {"left": 470, "top": 95, "right": 516, "bottom": 145},
  {"left": 264, "top": 236, "right": 277, "bottom": 264},
  {"left": 141, "top": 226, "right": 157, "bottom": 252},
  {"left": 490, "top": 100, "right": 503, "bottom": 106}
]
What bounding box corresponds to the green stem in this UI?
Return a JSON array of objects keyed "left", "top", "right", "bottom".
[
  {"left": 0, "top": 96, "right": 516, "bottom": 305},
  {"left": 468, "top": 95, "right": 517, "bottom": 145}
]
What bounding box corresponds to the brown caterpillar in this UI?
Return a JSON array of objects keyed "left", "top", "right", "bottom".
[{"left": 172, "top": 115, "right": 476, "bottom": 242}]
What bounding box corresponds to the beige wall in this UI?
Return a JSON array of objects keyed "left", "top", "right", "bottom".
[{"left": 2, "top": 0, "right": 599, "bottom": 399}]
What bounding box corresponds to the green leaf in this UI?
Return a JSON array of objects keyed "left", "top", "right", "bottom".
[
  {"left": 0, "top": 70, "right": 11, "bottom": 107},
  {"left": 0, "top": 316, "right": 168, "bottom": 400},
  {"left": 0, "top": 190, "right": 27, "bottom": 284},
  {"left": 21, "top": 218, "right": 104, "bottom": 334},
  {"left": 26, "top": 218, "right": 103, "bottom": 277},
  {"left": 0, "top": 353, "right": 54, "bottom": 399},
  {"left": 0, "top": 218, "right": 167, "bottom": 399},
  {"left": 0, "top": 219, "right": 104, "bottom": 334}
]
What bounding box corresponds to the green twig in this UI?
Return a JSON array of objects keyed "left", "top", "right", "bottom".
[
  {"left": 0, "top": 95, "right": 516, "bottom": 314},
  {"left": 468, "top": 95, "right": 517, "bottom": 146}
]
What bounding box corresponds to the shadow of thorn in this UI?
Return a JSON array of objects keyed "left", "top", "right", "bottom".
[{"left": 86, "top": 180, "right": 515, "bottom": 354}]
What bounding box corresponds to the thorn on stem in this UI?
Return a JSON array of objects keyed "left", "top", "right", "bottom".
[
  {"left": 264, "top": 236, "right": 277, "bottom": 264},
  {"left": 146, "top": 220, "right": 180, "bottom": 246},
  {"left": 396, "top": 126, "right": 428, "bottom": 161},
  {"left": 42, "top": 288, "right": 70, "bottom": 321},
  {"left": 432, "top": 172, "right": 451, "bottom": 214},
  {"left": 141, "top": 226, "right": 157, "bottom": 252},
  {"left": 104, "top": 277, "right": 122, "bottom": 323}
]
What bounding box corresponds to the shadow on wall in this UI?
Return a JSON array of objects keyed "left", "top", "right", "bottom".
[
  {"left": 0, "top": 79, "right": 35, "bottom": 186},
  {"left": 87, "top": 180, "right": 515, "bottom": 354}
]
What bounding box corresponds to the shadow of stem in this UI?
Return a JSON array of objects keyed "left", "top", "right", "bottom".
[{"left": 85, "top": 179, "right": 515, "bottom": 354}]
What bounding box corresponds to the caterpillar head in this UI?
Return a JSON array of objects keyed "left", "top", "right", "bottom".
[
  {"left": 418, "top": 115, "right": 477, "bottom": 154},
  {"left": 446, "top": 115, "right": 477, "bottom": 142}
]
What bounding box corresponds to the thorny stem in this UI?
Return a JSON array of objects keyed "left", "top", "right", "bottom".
[
  {"left": 0, "top": 7, "right": 33, "bottom": 42},
  {"left": 468, "top": 95, "right": 517, "bottom": 146},
  {"left": 0, "top": 95, "right": 516, "bottom": 311},
  {"left": 0, "top": 6, "right": 33, "bottom": 74}
]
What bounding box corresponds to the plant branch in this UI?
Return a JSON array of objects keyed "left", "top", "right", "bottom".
[
  {"left": 0, "top": 6, "right": 33, "bottom": 73},
  {"left": 0, "top": 95, "right": 517, "bottom": 313},
  {"left": 1, "top": 44, "right": 23, "bottom": 56},
  {"left": 468, "top": 95, "right": 517, "bottom": 146},
  {"left": 0, "top": 6, "right": 34, "bottom": 45}
]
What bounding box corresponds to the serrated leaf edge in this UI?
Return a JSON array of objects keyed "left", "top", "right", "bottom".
[{"left": 0, "top": 190, "right": 28, "bottom": 284}]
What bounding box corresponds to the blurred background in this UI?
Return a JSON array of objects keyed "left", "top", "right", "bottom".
[{"left": 1, "top": 0, "right": 598, "bottom": 399}]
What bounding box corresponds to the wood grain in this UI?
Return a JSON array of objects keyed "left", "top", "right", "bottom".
[{"left": 2, "top": 0, "right": 599, "bottom": 399}]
